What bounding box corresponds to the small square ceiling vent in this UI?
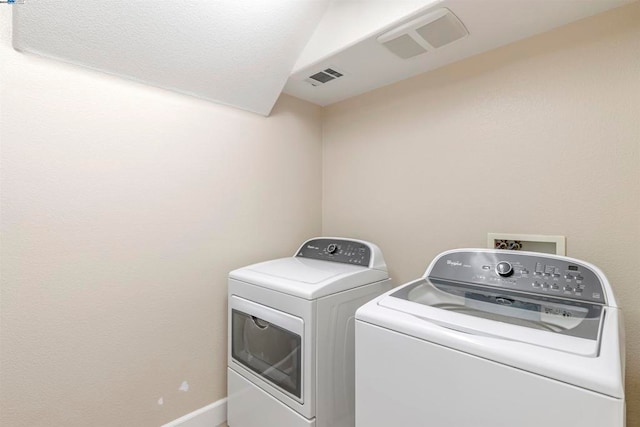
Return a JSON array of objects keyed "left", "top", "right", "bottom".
[
  {"left": 305, "top": 67, "right": 345, "bottom": 87},
  {"left": 377, "top": 8, "right": 468, "bottom": 59}
]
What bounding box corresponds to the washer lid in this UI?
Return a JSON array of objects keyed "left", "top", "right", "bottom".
[
  {"left": 383, "top": 278, "right": 603, "bottom": 356},
  {"left": 358, "top": 290, "right": 624, "bottom": 398}
]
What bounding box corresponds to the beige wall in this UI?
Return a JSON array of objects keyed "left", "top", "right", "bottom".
[
  {"left": 323, "top": 3, "right": 640, "bottom": 425},
  {"left": 0, "top": 8, "right": 322, "bottom": 426},
  {"left": 2, "top": 2, "right": 640, "bottom": 427}
]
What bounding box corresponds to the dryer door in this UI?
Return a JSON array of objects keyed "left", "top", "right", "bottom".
[{"left": 230, "top": 296, "right": 304, "bottom": 402}]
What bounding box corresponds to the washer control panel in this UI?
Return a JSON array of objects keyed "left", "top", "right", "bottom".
[
  {"left": 296, "top": 238, "right": 371, "bottom": 267},
  {"left": 428, "top": 250, "right": 605, "bottom": 304}
]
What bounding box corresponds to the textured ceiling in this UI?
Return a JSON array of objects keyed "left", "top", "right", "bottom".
[
  {"left": 12, "top": 0, "right": 636, "bottom": 114},
  {"left": 12, "top": 0, "right": 330, "bottom": 115},
  {"left": 284, "top": 0, "right": 636, "bottom": 106}
]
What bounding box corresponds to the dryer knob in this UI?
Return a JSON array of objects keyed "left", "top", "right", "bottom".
[
  {"left": 496, "top": 261, "right": 514, "bottom": 277},
  {"left": 327, "top": 243, "right": 338, "bottom": 254}
]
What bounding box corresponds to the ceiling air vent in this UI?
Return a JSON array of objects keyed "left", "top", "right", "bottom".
[
  {"left": 305, "top": 67, "right": 345, "bottom": 87},
  {"left": 377, "top": 8, "right": 468, "bottom": 59}
]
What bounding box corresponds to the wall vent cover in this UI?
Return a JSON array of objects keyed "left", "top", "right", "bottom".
[
  {"left": 377, "top": 8, "right": 468, "bottom": 59},
  {"left": 305, "top": 67, "right": 345, "bottom": 87}
]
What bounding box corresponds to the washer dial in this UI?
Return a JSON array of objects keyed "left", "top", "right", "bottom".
[{"left": 496, "top": 261, "right": 514, "bottom": 277}]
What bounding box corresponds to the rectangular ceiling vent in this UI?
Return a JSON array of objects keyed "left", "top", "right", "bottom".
[
  {"left": 377, "top": 8, "right": 468, "bottom": 59},
  {"left": 305, "top": 67, "right": 345, "bottom": 87}
]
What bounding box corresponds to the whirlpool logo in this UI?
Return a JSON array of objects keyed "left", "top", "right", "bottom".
[{"left": 446, "top": 260, "right": 463, "bottom": 267}]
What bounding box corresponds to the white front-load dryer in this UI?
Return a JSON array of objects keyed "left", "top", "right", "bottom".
[
  {"left": 227, "top": 237, "right": 391, "bottom": 427},
  {"left": 355, "top": 249, "right": 625, "bottom": 427}
]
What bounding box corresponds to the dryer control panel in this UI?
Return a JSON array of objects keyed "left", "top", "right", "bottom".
[
  {"left": 296, "top": 238, "right": 371, "bottom": 267},
  {"left": 428, "top": 250, "right": 606, "bottom": 304}
]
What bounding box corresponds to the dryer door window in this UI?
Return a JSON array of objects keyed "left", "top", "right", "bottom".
[{"left": 230, "top": 297, "right": 303, "bottom": 400}]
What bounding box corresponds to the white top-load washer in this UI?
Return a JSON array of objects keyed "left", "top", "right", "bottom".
[
  {"left": 227, "top": 237, "right": 391, "bottom": 427},
  {"left": 355, "top": 248, "right": 625, "bottom": 427}
]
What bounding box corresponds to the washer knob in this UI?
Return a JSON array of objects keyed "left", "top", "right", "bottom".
[
  {"left": 496, "top": 261, "right": 514, "bottom": 277},
  {"left": 327, "top": 243, "right": 338, "bottom": 254}
]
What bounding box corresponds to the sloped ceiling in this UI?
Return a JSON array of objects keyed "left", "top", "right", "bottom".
[
  {"left": 292, "top": 0, "right": 435, "bottom": 73},
  {"left": 12, "top": 0, "right": 636, "bottom": 115},
  {"left": 284, "top": 0, "right": 636, "bottom": 106},
  {"left": 12, "top": 0, "right": 330, "bottom": 116}
]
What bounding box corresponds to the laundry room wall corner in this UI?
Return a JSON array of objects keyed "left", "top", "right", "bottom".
[
  {"left": 322, "top": 2, "right": 640, "bottom": 424},
  {"left": 0, "top": 4, "right": 323, "bottom": 424}
]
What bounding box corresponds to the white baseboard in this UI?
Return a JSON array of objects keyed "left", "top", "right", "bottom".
[{"left": 161, "top": 398, "right": 227, "bottom": 427}]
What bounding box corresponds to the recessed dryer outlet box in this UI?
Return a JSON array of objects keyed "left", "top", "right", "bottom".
[{"left": 487, "top": 233, "right": 566, "bottom": 256}]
